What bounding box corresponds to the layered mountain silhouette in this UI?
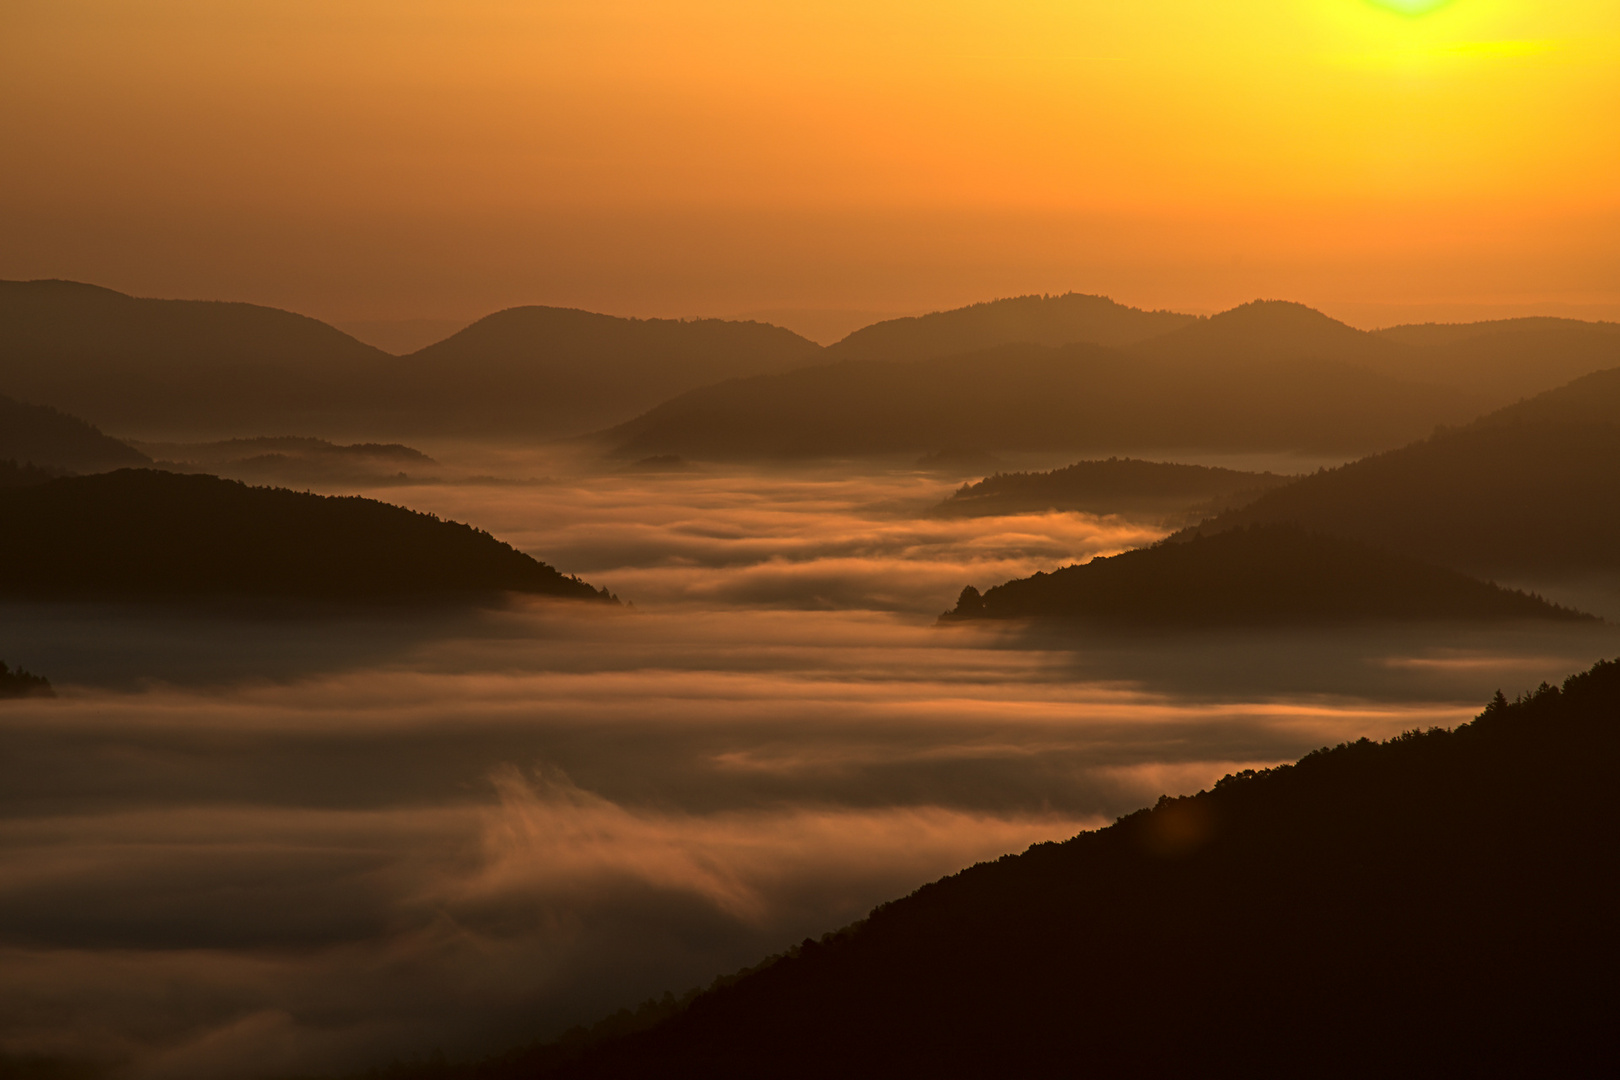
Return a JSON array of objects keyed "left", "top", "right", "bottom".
[
  {"left": 0, "top": 470, "right": 612, "bottom": 601},
  {"left": 936, "top": 457, "right": 1291, "bottom": 519},
  {"left": 0, "top": 393, "right": 149, "bottom": 472},
  {"left": 390, "top": 305, "right": 821, "bottom": 435},
  {"left": 10, "top": 282, "right": 1618, "bottom": 449},
  {"left": 370, "top": 659, "right": 1620, "bottom": 1078},
  {"left": 0, "top": 281, "right": 818, "bottom": 438},
  {"left": 603, "top": 315, "right": 1483, "bottom": 459},
  {"left": 604, "top": 300, "right": 1620, "bottom": 459},
  {"left": 823, "top": 293, "right": 1197, "bottom": 361},
  {"left": 940, "top": 524, "right": 1581, "bottom": 626}
]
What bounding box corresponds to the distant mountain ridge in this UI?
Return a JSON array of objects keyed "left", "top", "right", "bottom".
[
  {"left": 601, "top": 336, "right": 1482, "bottom": 459},
  {"left": 824, "top": 293, "right": 1196, "bottom": 361},
  {"left": 393, "top": 305, "right": 822, "bottom": 435},
  {"left": 8, "top": 281, "right": 1620, "bottom": 448},
  {"left": 0, "top": 282, "right": 820, "bottom": 439},
  {"left": 0, "top": 470, "right": 613, "bottom": 602}
]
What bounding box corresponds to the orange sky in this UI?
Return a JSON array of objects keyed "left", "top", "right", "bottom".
[{"left": 2, "top": 0, "right": 1617, "bottom": 333}]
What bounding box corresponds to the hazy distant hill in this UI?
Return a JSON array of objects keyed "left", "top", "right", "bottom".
[
  {"left": 410, "top": 660, "right": 1620, "bottom": 1078},
  {"left": 941, "top": 524, "right": 1577, "bottom": 625},
  {"left": 936, "top": 458, "right": 1291, "bottom": 520},
  {"left": 0, "top": 280, "right": 396, "bottom": 436},
  {"left": 0, "top": 392, "right": 150, "bottom": 472},
  {"left": 0, "top": 281, "right": 820, "bottom": 439},
  {"left": 0, "top": 470, "right": 613, "bottom": 602},
  {"left": 1141, "top": 303, "right": 1620, "bottom": 402},
  {"left": 394, "top": 306, "right": 822, "bottom": 435},
  {"left": 1132, "top": 300, "right": 1398, "bottom": 367},
  {"left": 1185, "top": 420, "right": 1620, "bottom": 576},
  {"left": 1371, "top": 317, "right": 1620, "bottom": 401},
  {"left": 603, "top": 338, "right": 1480, "bottom": 459},
  {"left": 824, "top": 293, "right": 1197, "bottom": 362}
]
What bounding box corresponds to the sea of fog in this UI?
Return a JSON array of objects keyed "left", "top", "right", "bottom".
[{"left": 2, "top": 449, "right": 1617, "bottom": 1077}]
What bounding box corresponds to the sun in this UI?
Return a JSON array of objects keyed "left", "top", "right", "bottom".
[{"left": 1368, "top": 0, "right": 1453, "bottom": 13}]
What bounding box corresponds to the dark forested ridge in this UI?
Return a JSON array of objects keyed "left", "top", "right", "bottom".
[
  {"left": 0, "top": 470, "right": 613, "bottom": 602},
  {"left": 0, "top": 393, "right": 149, "bottom": 472},
  {"left": 385, "top": 658, "right": 1620, "bottom": 1079},
  {"left": 940, "top": 524, "right": 1582, "bottom": 626},
  {"left": 823, "top": 293, "right": 1197, "bottom": 362},
  {"left": 0, "top": 661, "right": 52, "bottom": 699},
  {"left": 1185, "top": 421, "right": 1620, "bottom": 576},
  {"left": 936, "top": 457, "right": 1292, "bottom": 519}
]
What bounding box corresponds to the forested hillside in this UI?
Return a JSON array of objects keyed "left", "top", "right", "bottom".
[
  {"left": 0, "top": 470, "right": 614, "bottom": 602},
  {"left": 941, "top": 524, "right": 1583, "bottom": 625},
  {"left": 398, "top": 658, "right": 1620, "bottom": 1078},
  {"left": 0, "top": 393, "right": 149, "bottom": 472},
  {"left": 1184, "top": 421, "right": 1620, "bottom": 576}
]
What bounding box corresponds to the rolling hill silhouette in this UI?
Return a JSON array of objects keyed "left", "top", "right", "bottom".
[
  {"left": 0, "top": 280, "right": 395, "bottom": 435},
  {"left": 0, "top": 393, "right": 150, "bottom": 472},
  {"left": 936, "top": 457, "right": 1291, "bottom": 519},
  {"left": 0, "top": 282, "right": 820, "bottom": 438},
  {"left": 366, "top": 658, "right": 1620, "bottom": 1078},
  {"left": 394, "top": 306, "right": 821, "bottom": 435},
  {"left": 1132, "top": 299, "right": 1396, "bottom": 366},
  {"left": 823, "top": 293, "right": 1197, "bottom": 361},
  {"left": 940, "top": 524, "right": 1581, "bottom": 625},
  {"left": 0, "top": 470, "right": 612, "bottom": 602},
  {"left": 602, "top": 335, "right": 1481, "bottom": 458},
  {"left": 9, "top": 283, "right": 1618, "bottom": 448}
]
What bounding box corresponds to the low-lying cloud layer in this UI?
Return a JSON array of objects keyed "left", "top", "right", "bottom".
[{"left": 2, "top": 455, "right": 1614, "bottom": 1076}]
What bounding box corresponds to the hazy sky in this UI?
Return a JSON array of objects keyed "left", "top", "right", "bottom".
[{"left": 3, "top": 1, "right": 1617, "bottom": 327}]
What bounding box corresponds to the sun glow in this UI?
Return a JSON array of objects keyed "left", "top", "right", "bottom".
[{"left": 1369, "top": 0, "right": 1453, "bottom": 13}]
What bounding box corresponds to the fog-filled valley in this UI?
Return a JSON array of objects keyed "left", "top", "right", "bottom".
[{"left": 5, "top": 282, "right": 1620, "bottom": 1077}]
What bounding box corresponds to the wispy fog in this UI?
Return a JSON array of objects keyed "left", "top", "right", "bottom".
[{"left": 2, "top": 452, "right": 1615, "bottom": 1076}]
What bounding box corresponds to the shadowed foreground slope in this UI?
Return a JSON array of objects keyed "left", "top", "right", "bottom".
[
  {"left": 424, "top": 658, "right": 1620, "bottom": 1079},
  {"left": 0, "top": 470, "right": 611, "bottom": 601},
  {"left": 942, "top": 525, "right": 1582, "bottom": 625}
]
